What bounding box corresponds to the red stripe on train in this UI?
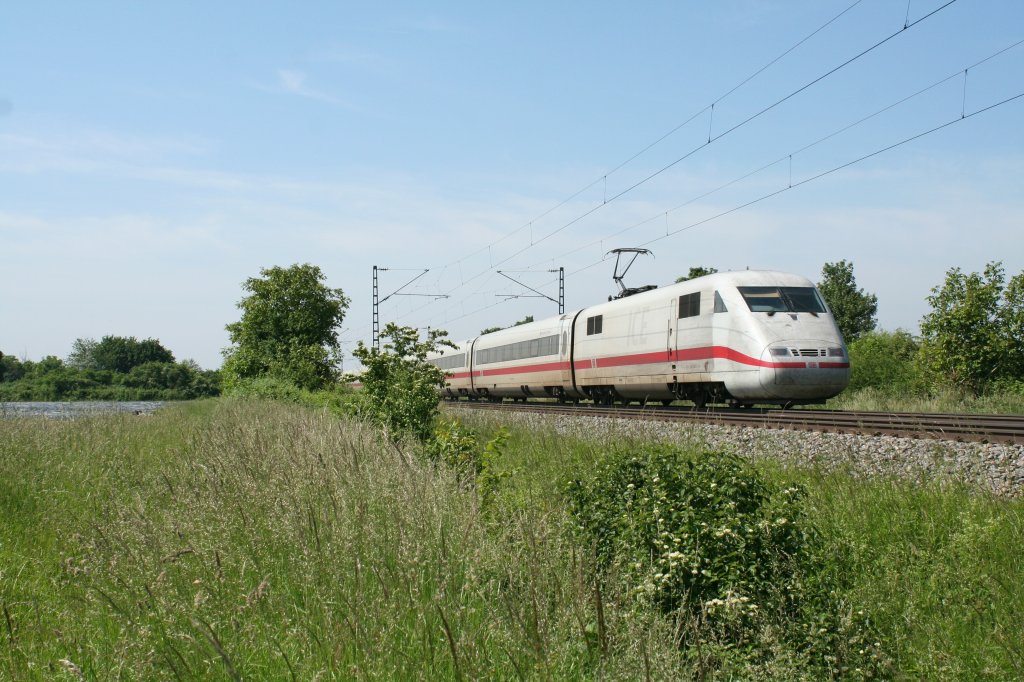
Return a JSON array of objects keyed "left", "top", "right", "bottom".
[{"left": 445, "top": 347, "right": 849, "bottom": 377}]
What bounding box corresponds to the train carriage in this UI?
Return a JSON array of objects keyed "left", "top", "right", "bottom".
[
  {"left": 467, "top": 315, "right": 575, "bottom": 400},
  {"left": 427, "top": 269, "right": 850, "bottom": 407},
  {"left": 430, "top": 340, "right": 473, "bottom": 398}
]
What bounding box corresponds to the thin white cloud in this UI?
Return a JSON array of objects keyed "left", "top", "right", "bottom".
[{"left": 250, "top": 69, "right": 357, "bottom": 110}]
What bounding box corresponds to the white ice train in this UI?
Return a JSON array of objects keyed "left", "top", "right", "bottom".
[{"left": 427, "top": 270, "right": 850, "bottom": 407}]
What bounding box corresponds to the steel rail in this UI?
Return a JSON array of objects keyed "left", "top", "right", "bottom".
[{"left": 447, "top": 401, "right": 1024, "bottom": 445}]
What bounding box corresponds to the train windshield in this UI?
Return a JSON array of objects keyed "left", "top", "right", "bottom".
[{"left": 738, "top": 286, "right": 826, "bottom": 313}]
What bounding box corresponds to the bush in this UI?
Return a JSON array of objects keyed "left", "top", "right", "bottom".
[
  {"left": 564, "top": 446, "right": 885, "bottom": 676},
  {"left": 847, "top": 329, "right": 923, "bottom": 394},
  {"left": 225, "top": 376, "right": 310, "bottom": 402},
  {"left": 426, "top": 418, "right": 510, "bottom": 508},
  {"left": 350, "top": 324, "right": 453, "bottom": 443}
]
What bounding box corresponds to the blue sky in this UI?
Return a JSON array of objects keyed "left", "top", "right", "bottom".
[{"left": 2, "top": 0, "right": 1022, "bottom": 369}]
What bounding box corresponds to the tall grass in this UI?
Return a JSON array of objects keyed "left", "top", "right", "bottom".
[
  {"left": 0, "top": 400, "right": 690, "bottom": 679},
  {"left": 4, "top": 401, "right": 1022, "bottom": 679},
  {"left": 802, "top": 474, "right": 1024, "bottom": 679},
  {"left": 454, "top": 409, "right": 1024, "bottom": 679}
]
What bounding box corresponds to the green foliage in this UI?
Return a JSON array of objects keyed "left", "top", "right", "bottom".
[
  {"left": 847, "top": 329, "right": 922, "bottom": 394},
  {"left": 225, "top": 375, "right": 316, "bottom": 405},
  {"left": 85, "top": 335, "right": 176, "bottom": 373},
  {"left": 223, "top": 263, "right": 350, "bottom": 391},
  {"left": 0, "top": 348, "right": 220, "bottom": 400},
  {"left": 564, "top": 446, "right": 882, "bottom": 675},
  {"left": 428, "top": 418, "right": 483, "bottom": 475},
  {"left": 0, "top": 352, "right": 28, "bottom": 382},
  {"left": 918, "top": 262, "right": 1024, "bottom": 394},
  {"left": 818, "top": 260, "right": 878, "bottom": 343},
  {"left": 5, "top": 400, "right": 1022, "bottom": 678},
  {"left": 809, "top": 475, "right": 1024, "bottom": 679},
  {"left": 675, "top": 266, "right": 718, "bottom": 283},
  {"left": 480, "top": 314, "right": 535, "bottom": 335},
  {"left": 427, "top": 419, "right": 511, "bottom": 508},
  {"left": 350, "top": 324, "right": 453, "bottom": 442},
  {"left": 65, "top": 337, "right": 100, "bottom": 370}
]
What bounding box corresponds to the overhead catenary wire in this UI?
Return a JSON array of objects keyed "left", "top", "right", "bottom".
[
  {"left": 560, "top": 89, "right": 1024, "bottom": 279},
  {"left": 397, "top": 0, "right": 966, "bottom": 329},
  {"left": 349, "top": 1, "right": 995, "bottom": 348},
  {"left": 400, "top": 69, "right": 1024, "bottom": 333},
  {"left": 515, "top": 37, "right": 1024, "bottom": 274},
  {"left": 433, "top": 0, "right": 870, "bottom": 275},
  {"left": 344, "top": 2, "right": 910, "bottom": 344},
  {"left": 423, "top": 0, "right": 960, "bottom": 308}
]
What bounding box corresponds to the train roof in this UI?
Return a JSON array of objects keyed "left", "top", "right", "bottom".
[{"left": 426, "top": 269, "right": 817, "bottom": 356}]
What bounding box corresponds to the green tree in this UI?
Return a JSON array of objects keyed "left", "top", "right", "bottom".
[
  {"left": 223, "top": 264, "right": 350, "bottom": 391},
  {"left": 351, "top": 324, "right": 453, "bottom": 442},
  {"left": 0, "top": 352, "right": 27, "bottom": 383},
  {"left": 675, "top": 266, "right": 718, "bottom": 283},
  {"left": 918, "top": 262, "right": 1024, "bottom": 393},
  {"left": 66, "top": 338, "right": 100, "bottom": 370},
  {"left": 817, "top": 260, "right": 878, "bottom": 343},
  {"left": 1001, "top": 273, "right": 1024, "bottom": 381},
  {"left": 83, "top": 336, "right": 175, "bottom": 373}
]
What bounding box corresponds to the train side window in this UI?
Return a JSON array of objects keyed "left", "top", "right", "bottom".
[
  {"left": 678, "top": 292, "right": 701, "bottom": 318},
  {"left": 587, "top": 314, "right": 603, "bottom": 335},
  {"left": 713, "top": 291, "right": 728, "bottom": 313}
]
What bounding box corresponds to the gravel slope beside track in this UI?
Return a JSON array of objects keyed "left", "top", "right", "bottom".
[{"left": 448, "top": 402, "right": 1024, "bottom": 497}]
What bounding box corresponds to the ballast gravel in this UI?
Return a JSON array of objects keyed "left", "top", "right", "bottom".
[{"left": 489, "top": 411, "right": 1024, "bottom": 498}]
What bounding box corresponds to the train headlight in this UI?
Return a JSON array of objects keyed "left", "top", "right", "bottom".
[
  {"left": 770, "top": 347, "right": 790, "bottom": 357},
  {"left": 828, "top": 347, "right": 845, "bottom": 357}
]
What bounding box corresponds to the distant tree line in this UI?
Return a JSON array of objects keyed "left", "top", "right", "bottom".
[{"left": 0, "top": 336, "right": 220, "bottom": 401}]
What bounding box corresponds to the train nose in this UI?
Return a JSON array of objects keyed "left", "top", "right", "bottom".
[{"left": 758, "top": 342, "right": 850, "bottom": 398}]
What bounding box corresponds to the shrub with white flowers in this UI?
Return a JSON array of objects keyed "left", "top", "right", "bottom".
[{"left": 564, "top": 446, "right": 887, "bottom": 677}]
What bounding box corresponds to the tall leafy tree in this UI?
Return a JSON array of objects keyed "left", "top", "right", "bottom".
[
  {"left": 66, "top": 337, "right": 100, "bottom": 370},
  {"left": 918, "top": 262, "right": 1024, "bottom": 393},
  {"left": 0, "top": 352, "right": 28, "bottom": 383},
  {"left": 817, "top": 260, "right": 878, "bottom": 343},
  {"left": 223, "top": 263, "right": 350, "bottom": 391},
  {"left": 86, "top": 336, "right": 175, "bottom": 373},
  {"left": 675, "top": 266, "right": 718, "bottom": 283}
]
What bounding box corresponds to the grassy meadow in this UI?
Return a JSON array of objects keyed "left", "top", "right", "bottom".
[{"left": 1, "top": 399, "right": 1022, "bottom": 679}]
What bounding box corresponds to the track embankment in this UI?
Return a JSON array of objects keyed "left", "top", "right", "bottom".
[{"left": 448, "top": 402, "right": 1024, "bottom": 497}]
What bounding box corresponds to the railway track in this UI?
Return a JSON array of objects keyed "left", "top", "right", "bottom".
[{"left": 448, "top": 401, "right": 1024, "bottom": 445}]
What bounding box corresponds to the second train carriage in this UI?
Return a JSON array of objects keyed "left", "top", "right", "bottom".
[{"left": 428, "top": 270, "right": 850, "bottom": 407}]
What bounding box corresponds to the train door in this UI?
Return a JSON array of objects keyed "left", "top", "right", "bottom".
[{"left": 675, "top": 291, "right": 700, "bottom": 354}]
